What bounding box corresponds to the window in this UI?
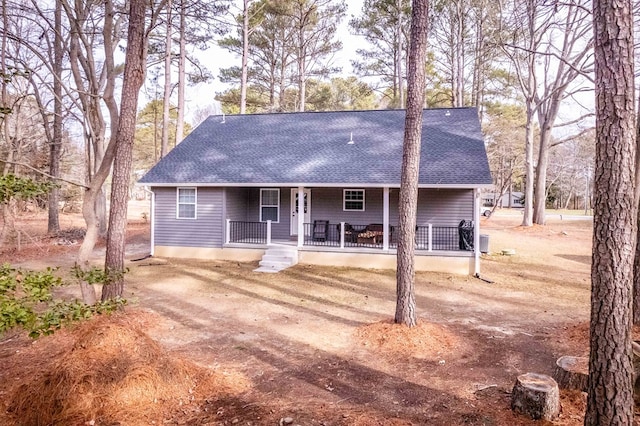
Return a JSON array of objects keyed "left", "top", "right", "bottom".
[
  {"left": 343, "top": 189, "right": 365, "bottom": 211},
  {"left": 260, "top": 188, "right": 280, "bottom": 222},
  {"left": 177, "top": 188, "right": 196, "bottom": 219}
]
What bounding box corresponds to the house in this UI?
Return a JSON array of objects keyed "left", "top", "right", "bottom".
[
  {"left": 482, "top": 191, "right": 524, "bottom": 209},
  {"left": 138, "top": 107, "right": 493, "bottom": 275}
]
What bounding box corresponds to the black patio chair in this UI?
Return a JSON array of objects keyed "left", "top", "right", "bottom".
[
  {"left": 458, "top": 220, "right": 474, "bottom": 250},
  {"left": 312, "top": 220, "right": 329, "bottom": 242},
  {"left": 337, "top": 223, "right": 358, "bottom": 243}
]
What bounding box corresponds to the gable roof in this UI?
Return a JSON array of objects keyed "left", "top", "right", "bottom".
[{"left": 139, "top": 107, "right": 493, "bottom": 188}]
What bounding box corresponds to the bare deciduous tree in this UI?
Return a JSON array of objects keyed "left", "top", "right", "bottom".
[{"left": 498, "top": 0, "right": 593, "bottom": 226}]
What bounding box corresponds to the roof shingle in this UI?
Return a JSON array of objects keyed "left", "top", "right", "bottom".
[{"left": 139, "top": 107, "right": 493, "bottom": 187}]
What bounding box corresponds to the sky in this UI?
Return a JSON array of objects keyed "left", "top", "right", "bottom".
[
  {"left": 141, "top": 0, "right": 366, "bottom": 122},
  {"left": 135, "top": 0, "right": 595, "bottom": 133}
]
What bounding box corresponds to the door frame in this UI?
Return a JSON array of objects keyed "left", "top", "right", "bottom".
[{"left": 290, "top": 188, "right": 311, "bottom": 235}]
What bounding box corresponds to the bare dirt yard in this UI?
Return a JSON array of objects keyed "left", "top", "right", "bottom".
[{"left": 0, "top": 205, "right": 622, "bottom": 425}]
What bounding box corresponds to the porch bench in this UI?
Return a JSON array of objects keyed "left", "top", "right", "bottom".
[
  {"left": 357, "top": 231, "right": 382, "bottom": 244},
  {"left": 357, "top": 223, "right": 384, "bottom": 244}
]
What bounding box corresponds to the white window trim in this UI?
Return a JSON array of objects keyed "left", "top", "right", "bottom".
[
  {"left": 260, "top": 188, "right": 280, "bottom": 223},
  {"left": 343, "top": 189, "right": 365, "bottom": 211},
  {"left": 176, "top": 187, "right": 197, "bottom": 219}
]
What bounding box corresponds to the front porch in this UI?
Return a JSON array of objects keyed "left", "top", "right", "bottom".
[
  {"left": 155, "top": 218, "right": 477, "bottom": 275},
  {"left": 225, "top": 220, "right": 474, "bottom": 253}
]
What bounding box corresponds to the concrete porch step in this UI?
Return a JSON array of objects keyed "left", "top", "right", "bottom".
[
  {"left": 261, "top": 254, "right": 296, "bottom": 263},
  {"left": 258, "top": 259, "right": 293, "bottom": 268},
  {"left": 263, "top": 249, "right": 298, "bottom": 258},
  {"left": 254, "top": 245, "right": 299, "bottom": 273}
]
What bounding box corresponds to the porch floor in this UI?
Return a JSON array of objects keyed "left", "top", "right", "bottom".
[{"left": 224, "top": 239, "right": 473, "bottom": 258}]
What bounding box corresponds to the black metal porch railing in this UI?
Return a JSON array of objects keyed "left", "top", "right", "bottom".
[
  {"left": 303, "top": 223, "right": 390, "bottom": 248},
  {"left": 428, "top": 226, "right": 459, "bottom": 251},
  {"left": 228, "top": 221, "right": 267, "bottom": 244},
  {"left": 303, "top": 222, "right": 341, "bottom": 247},
  {"left": 225, "top": 220, "right": 474, "bottom": 252},
  {"left": 303, "top": 222, "right": 474, "bottom": 252}
]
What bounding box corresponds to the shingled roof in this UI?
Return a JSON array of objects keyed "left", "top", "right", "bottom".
[{"left": 139, "top": 107, "right": 492, "bottom": 187}]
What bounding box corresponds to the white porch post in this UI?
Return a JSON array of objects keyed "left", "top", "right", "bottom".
[
  {"left": 428, "top": 224, "right": 432, "bottom": 252},
  {"left": 297, "top": 186, "right": 304, "bottom": 247},
  {"left": 225, "top": 219, "right": 231, "bottom": 244},
  {"left": 340, "top": 221, "right": 345, "bottom": 248},
  {"left": 474, "top": 188, "right": 481, "bottom": 276},
  {"left": 383, "top": 187, "right": 390, "bottom": 250},
  {"left": 149, "top": 188, "right": 155, "bottom": 256},
  {"left": 266, "top": 220, "right": 272, "bottom": 245}
]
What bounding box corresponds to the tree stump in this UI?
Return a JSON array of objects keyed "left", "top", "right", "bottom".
[
  {"left": 511, "top": 373, "right": 560, "bottom": 421},
  {"left": 554, "top": 355, "right": 588, "bottom": 392}
]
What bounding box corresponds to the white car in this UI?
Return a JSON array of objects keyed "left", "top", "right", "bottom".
[{"left": 481, "top": 207, "right": 492, "bottom": 217}]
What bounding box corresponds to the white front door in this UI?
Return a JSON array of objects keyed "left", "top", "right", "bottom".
[{"left": 290, "top": 188, "right": 311, "bottom": 235}]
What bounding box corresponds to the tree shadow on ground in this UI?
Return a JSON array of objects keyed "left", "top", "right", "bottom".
[{"left": 129, "top": 260, "right": 576, "bottom": 425}]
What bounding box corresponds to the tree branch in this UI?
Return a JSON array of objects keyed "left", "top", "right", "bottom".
[
  {"left": 2, "top": 161, "right": 89, "bottom": 188},
  {"left": 554, "top": 113, "right": 595, "bottom": 128},
  {"left": 551, "top": 126, "right": 594, "bottom": 147}
]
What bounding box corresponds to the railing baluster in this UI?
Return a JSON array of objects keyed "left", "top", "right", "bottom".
[
  {"left": 226, "top": 220, "right": 473, "bottom": 252},
  {"left": 227, "top": 221, "right": 267, "bottom": 244}
]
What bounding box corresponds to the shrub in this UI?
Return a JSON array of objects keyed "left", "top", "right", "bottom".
[{"left": 0, "top": 264, "right": 126, "bottom": 338}]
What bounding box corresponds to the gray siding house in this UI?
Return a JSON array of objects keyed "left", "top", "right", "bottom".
[{"left": 139, "top": 108, "right": 493, "bottom": 275}]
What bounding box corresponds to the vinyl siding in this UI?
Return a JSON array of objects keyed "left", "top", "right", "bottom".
[
  {"left": 416, "top": 189, "right": 474, "bottom": 226},
  {"left": 274, "top": 189, "right": 291, "bottom": 239},
  {"left": 309, "top": 188, "right": 473, "bottom": 227},
  {"left": 225, "top": 187, "right": 248, "bottom": 221},
  {"left": 242, "top": 187, "right": 291, "bottom": 240},
  {"left": 310, "top": 188, "right": 384, "bottom": 226},
  {"left": 153, "top": 187, "right": 223, "bottom": 247},
  {"left": 154, "top": 186, "right": 473, "bottom": 248}
]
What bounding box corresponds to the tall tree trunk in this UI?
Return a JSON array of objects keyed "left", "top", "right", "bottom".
[
  {"left": 395, "top": 0, "right": 429, "bottom": 328},
  {"left": 78, "top": 188, "right": 99, "bottom": 305},
  {"left": 103, "top": 0, "right": 147, "bottom": 301},
  {"left": 175, "top": 0, "right": 186, "bottom": 144},
  {"left": 471, "top": 4, "right": 485, "bottom": 120},
  {"left": 586, "top": 0, "right": 636, "bottom": 423},
  {"left": 533, "top": 129, "right": 552, "bottom": 225},
  {"left": 392, "top": 46, "right": 398, "bottom": 104},
  {"left": 161, "top": 0, "right": 172, "bottom": 158},
  {"left": 96, "top": 190, "right": 108, "bottom": 236},
  {"left": 298, "top": 54, "right": 306, "bottom": 112},
  {"left": 77, "top": 138, "right": 118, "bottom": 305},
  {"left": 633, "top": 17, "right": 640, "bottom": 325},
  {"left": 396, "top": 0, "right": 404, "bottom": 108},
  {"left": 276, "top": 26, "right": 286, "bottom": 111},
  {"left": 240, "top": 0, "right": 249, "bottom": 114},
  {"left": 0, "top": 0, "right": 6, "bottom": 135},
  {"left": 66, "top": 0, "right": 117, "bottom": 253},
  {"left": 634, "top": 90, "right": 640, "bottom": 325},
  {"left": 521, "top": 107, "right": 534, "bottom": 226},
  {"left": 97, "top": 0, "right": 119, "bottom": 238},
  {"left": 48, "top": 0, "right": 62, "bottom": 234},
  {"left": 0, "top": 0, "right": 13, "bottom": 246},
  {"left": 452, "top": 0, "right": 465, "bottom": 108},
  {"left": 297, "top": 17, "right": 306, "bottom": 112}
]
